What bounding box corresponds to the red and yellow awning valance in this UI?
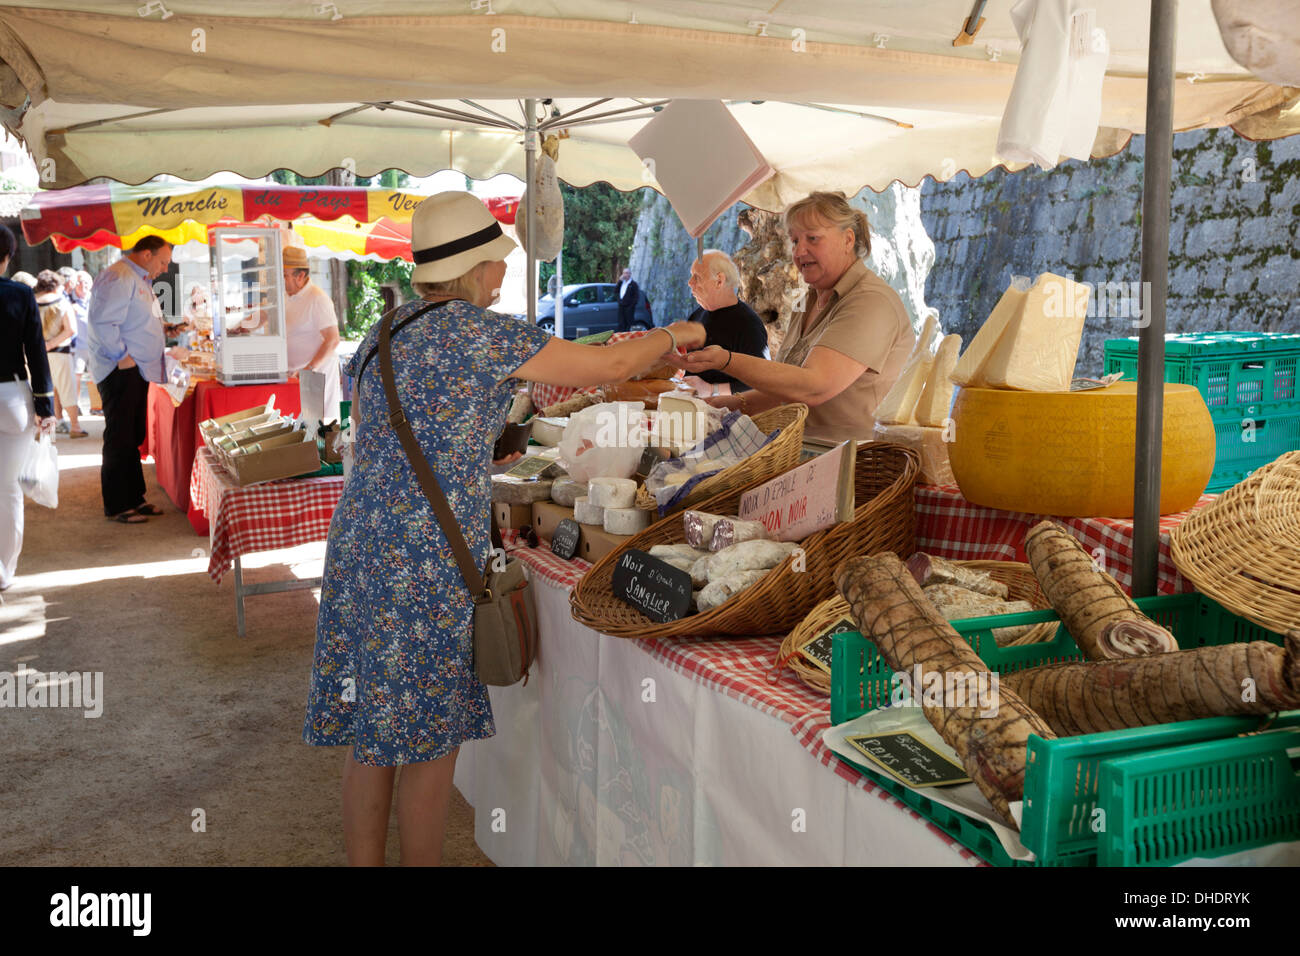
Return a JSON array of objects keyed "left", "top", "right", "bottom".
[{"left": 20, "top": 182, "right": 520, "bottom": 261}]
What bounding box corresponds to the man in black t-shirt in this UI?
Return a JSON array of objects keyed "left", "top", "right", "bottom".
[{"left": 683, "top": 250, "right": 768, "bottom": 396}]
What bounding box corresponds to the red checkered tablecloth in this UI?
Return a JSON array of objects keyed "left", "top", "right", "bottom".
[
  {"left": 503, "top": 538, "right": 980, "bottom": 864},
  {"left": 190, "top": 447, "right": 344, "bottom": 584},
  {"left": 915, "top": 483, "right": 1215, "bottom": 594},
  {"left": 529, "top": 329, "right": 657, "bottom": 411}
]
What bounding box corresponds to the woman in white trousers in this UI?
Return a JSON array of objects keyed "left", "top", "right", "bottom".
[{"left": 0, "top": 224, "right": 56, "bottom": 591}]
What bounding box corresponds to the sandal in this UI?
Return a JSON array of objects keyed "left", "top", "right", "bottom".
[
  {"left": 134, "top": 503, "right": 165, "bottom": 516},
  {"left": 108, "top": 510, "right": 148, "bottom": 524},
  {"left": 69, "top": 429, "right": 89, "bottom": 439}
]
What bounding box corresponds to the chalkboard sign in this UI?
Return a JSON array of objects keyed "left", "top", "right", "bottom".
[
  {"left": 612, "top": 548, "right": 693, "bottom": 623},
  {"left": 505, "top": 454, "right": 562, "bottom": 480},
  {"left": 844, "top": 731, "right": 970, "bottom": 788},
  {"left": 798, "top": 615, "right": 859, "bottom": 675},
  {"left": 551, "top": 518, "right": 581, "bottom": 560}
]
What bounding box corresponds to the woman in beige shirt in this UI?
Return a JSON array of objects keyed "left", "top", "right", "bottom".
[{"left": 676, "top": 191, "right": 915, "bottom": 443}]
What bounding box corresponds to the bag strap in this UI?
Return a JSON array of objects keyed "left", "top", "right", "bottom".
[{"left": 378, "top": 311, "right": 492, "bottom": 602}]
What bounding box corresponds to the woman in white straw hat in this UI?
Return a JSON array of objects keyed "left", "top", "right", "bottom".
[{"left": 304, "top": 191, "right": 706, "bottom": 865}]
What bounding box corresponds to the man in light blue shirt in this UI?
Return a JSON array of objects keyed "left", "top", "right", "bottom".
[{"left": 87, "top": 235, "right": 184, "bottom": 522}]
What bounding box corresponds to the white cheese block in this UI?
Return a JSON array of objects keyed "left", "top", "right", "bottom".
[
  {"left": 950, "top": 285, "right": 1026, "bottom": 388},
  {"left": 914, "top": 333, "right": 963, "bottom": 427},
  {"left": 982, "top": 273, "right": 1090, "bottom": 391},
  {"left": 654, "top": 394, "right": 713, "bottom": 453},
  {"left": 530, "top": 416, "right": 568, "bottom": 447},
  {"left": 603, "top": 506, "right": 652, "bottom": 535},
  {"left": 588, "top": 476, "right": 637, "bottom": 509},
  {"left": 874, "top": 312, "right": 938, "bottom": 425},
  {"left": 550, "top": 477, "right": 588, "bottom": 508},
  {"left": 873, "top": 422, "right": 954, "bottom": 485},
  {"left": 573, "top": 496, "right": 604, "bottom": 525}
]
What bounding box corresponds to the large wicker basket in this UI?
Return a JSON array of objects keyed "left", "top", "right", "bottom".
[
  {"left": 569, "top": 442, "right": 921, "bottom": 640},
  {"left": 635, "top": 404, "right": 808, "bottom": 516},
  {"left": 774, "top": 560, "right": 1055, "bottom": 695},
  {"left": 1170, "top": 449, "right": 1300, "bottom": 636}
]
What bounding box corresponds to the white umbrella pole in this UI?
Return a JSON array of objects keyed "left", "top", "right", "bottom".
[
  {"left": 1132, "top": 0, "right": 1177, "bottom": 597},
  {"left": 525, "top": 98, "right": 537, "bottom": 327},
  {"left": 555, "top": 249, "right": 565, "bottom": 339}
]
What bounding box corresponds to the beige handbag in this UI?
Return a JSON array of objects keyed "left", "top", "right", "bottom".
[{"left": 376, "top": 309, "right": 538, "bottom": 686}]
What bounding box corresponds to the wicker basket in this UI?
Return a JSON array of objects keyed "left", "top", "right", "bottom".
[
  {"left": 1170, "top": 450, "right": 1300, "bottom": 636},
  {"left": 634, "top": 404, "right": 809, "bottom": 516},
  {"left": 774, "top": 560, "right": 1056, "bottom": 695},
  {"left": 569, "top": 441, "right": 921, "bottom": 640}
]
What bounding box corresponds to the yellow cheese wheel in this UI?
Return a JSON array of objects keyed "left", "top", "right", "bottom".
[{"left": 949, "top": 383, "right": 1215, "bottom": 518}]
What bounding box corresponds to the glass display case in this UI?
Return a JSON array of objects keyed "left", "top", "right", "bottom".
[{"left": 209, "top": 226, "right": 288, "bottom": 385}]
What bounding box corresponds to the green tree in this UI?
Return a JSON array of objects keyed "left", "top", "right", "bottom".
[{"left": 539, "top": 183, "right": 646, "bottom": 290}]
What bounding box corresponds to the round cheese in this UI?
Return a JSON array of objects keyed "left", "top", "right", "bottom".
[
  {"left": 550, "top": 477, "right": 588, "bottom": 508},
  {"left": 530, "top": 416, "right": 568, "bottom": 447},
  {"left": 573, "top": 496, "right": 604, "bottom": 526},
  {"left": 603, "top": 506, "right": 651, "bottom": 536},
  {"left": 588, "top": 477, "right": 637, "bottom": 509},
  {"left": 948, "top": 383, "right": 1215, "bottom": 518}
]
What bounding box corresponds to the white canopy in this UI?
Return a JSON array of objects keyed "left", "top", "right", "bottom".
[{"left": 0, "top": 1, "right": 1295, "bottom": 205}]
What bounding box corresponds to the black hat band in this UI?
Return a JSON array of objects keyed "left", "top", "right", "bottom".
[{"left": 412, "top": 221, "right": 503, "bottom": 265}]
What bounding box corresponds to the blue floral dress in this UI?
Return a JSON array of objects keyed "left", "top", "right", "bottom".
[{"left": 303, "top": 299, "right": 551, "bottom": 766}]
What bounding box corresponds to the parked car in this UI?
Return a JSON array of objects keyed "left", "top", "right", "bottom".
[{"left": 534, "top": 283, "right": 653, "bottom": 338}]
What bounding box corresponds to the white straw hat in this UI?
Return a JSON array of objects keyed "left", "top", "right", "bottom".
[{"left": 411, "top": 192, "right": 517, "bottom": 284}]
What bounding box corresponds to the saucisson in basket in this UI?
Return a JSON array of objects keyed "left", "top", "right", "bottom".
[
  {"left": 1001, "top": 633, "right": 1300, "bottom": 736},
  {"left": 835, "top": 553, "right": 1056, "bottom": 828},
  {"left": 1025, "top": 521, "right": 1176, "bottom": 660}
]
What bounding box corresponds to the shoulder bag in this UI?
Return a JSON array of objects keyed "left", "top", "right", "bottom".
[{"left": 376, "top": 308, "right": 538, "bottom": 687}]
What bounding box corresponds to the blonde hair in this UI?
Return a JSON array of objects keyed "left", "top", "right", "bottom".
[
  {"left": 783, "top": 191, "right": 872, "bottom": 258},
  {"left": 413, "top": 260, "right": 494, "bottom": 303}
]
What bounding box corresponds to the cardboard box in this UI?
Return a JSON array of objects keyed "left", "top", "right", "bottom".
[
  {"left": 319, "top": 423, "right": 344, "bottom": 464},
  {"left": 493, "top": 501, "right": 533, "bottom": 532},
  {"left": 530, "top": 500, "right": 640, "bottom": 564},
  {"left": 531, "top": 500, "right": 572, "bottom": 540},
  {"left": 225, "top": 432, "right": 321, "bottom": 486},
  {"left": 578, "top": 524, "right": 632, "bottom": 564},
  {"left": 199, "top": 404, "right": 272, "bottom": 440}
]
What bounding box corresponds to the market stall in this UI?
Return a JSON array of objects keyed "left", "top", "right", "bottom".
[
  {"left": 190, "top": 446, "right": 342, "bottom": 637},
  {"left": 4, "top": 2, "right": 1298, "bottom": 869},
  {"left": 144, "top": 379, "right": 301, "bottom": 515}
]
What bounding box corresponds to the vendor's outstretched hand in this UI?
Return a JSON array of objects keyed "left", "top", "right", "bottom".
[
  {"left": 493, "top": 451, "right": 524, "bottom": 466},
  {"left": 676, "top": 344, "right": 730, "bottom": 374}
]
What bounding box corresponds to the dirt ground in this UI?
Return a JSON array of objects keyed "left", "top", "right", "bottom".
[{"left": 0, "top": 407, "right": 491, "bottom": 867}]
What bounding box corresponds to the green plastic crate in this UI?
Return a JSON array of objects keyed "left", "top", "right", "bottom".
[
  {"left": 830, "top": 592, "right": 1288, "bottom": 866},
  {"left": 1097, "top": 727, "right": 1300, "bottom": 866},
  {"left": 1104, "top": 332, "right": 1300, "bottom": 409},
  {"left": 1104, "top": 333, "right": 1300, "bottom": 492}
]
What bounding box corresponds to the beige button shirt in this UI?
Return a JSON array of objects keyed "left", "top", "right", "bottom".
[{"left": 777, "top": 261, "right": 915, "bottom": 443}]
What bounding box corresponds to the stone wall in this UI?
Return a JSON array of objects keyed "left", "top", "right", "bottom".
[
  {"left": 920, "top": 127, "right": 1300, "bottom": 377},
  {"left": 629, "top": 182, "right": 936, "bottom": 335},
  {"left": 626, "top": 193, "right": 747, "bottom": 326}
]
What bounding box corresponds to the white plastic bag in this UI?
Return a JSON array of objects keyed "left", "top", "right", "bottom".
[
  {"left": 19, "top": 434, "right": 59, "bottom": 509},
  {"left": 558, "top": 401, "right": 646, "bottom": 482}
]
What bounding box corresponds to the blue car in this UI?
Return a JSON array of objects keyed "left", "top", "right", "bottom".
[{"left": 535, "top": 283, "right": 653, "bottom": 338}]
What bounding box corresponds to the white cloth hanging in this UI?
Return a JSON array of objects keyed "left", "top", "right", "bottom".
[{"left": 997, "top": 0, "right": 1110, "bottom": 169}]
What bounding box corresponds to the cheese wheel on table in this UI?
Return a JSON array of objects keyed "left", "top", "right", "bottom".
[
  {"left": 573, "top": 495, "right": 605, "bottom": 525},
  {"left": 588, "top": 477, "right": 637, "bottom": 509},
  {"left": 604, "top": 507, "right": 652, "bottom": 535},
  {"left": 948, "top": 383, "right": 1215, "bottom": 518}
]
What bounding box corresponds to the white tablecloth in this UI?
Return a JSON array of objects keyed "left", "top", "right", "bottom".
[{"left": 454, "top": 572, "right": 975, "bottom": 866}]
